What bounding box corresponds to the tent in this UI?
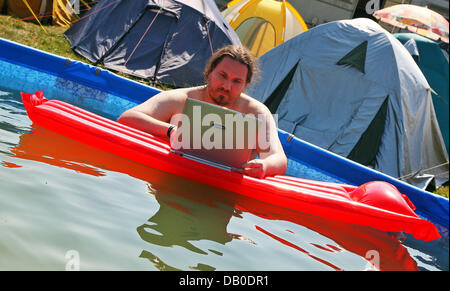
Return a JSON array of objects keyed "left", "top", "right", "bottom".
[
  {"left": 64, "top": 0, "right": 242, "bottom": 87},
  {"left": 246, "top": 18, "right": 449, "bottom": 188},
  {"left": 394, "top": 33, "right": 449, "bottom": 154},
  {"left": 222, "top": 0, "right": 308, "bottom": 57},
  {"left": 0, "top": 0, "right": 83, "bottom": 26}
]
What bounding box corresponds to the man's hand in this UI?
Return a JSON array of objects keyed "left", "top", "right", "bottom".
[
  {"left": 241, "top": 159, "right": 267, "bottom": 179},
  {"left": 169, "top": 125, "right": 178, "bottom": 145}
]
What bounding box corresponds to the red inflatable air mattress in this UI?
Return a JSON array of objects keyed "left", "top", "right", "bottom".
[{"left": 21, "top": 91, "right": 440, "bottom": 241}]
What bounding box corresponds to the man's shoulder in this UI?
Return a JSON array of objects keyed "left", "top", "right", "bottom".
[
  {"left": 158, "top": 87, "right": 187, "bottom": 98},
  {"left": 159, "top": 86, "right": 204, "bottom": 101},
  {"left": 240, "top": 93, "right": 270, "bottom": 115}
]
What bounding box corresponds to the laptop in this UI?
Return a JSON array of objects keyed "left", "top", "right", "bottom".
[{"left": 170, "top": 98, "right": 260, "bottom": 172}]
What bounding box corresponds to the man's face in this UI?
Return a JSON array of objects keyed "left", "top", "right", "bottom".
[{"left": 206, "top": 56, "right": 248, "bottom": 106}]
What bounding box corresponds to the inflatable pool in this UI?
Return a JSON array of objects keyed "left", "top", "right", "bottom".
[
  {"left": 21, "top": 91, "right": 440, "bottom": 241},
  {"left": 1, "top": 38, "right": 447, "bottom": 234}
]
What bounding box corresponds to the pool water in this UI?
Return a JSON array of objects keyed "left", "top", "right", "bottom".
[{"left": 0, "top": 85, "right": 448, "bottom": 271}]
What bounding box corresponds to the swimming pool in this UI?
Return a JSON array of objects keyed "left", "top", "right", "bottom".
[
  {"left": 3, "top": 85, "right": 447, "bottom": 271},
  {"left": 0, "top": 39, "right": 448, "bottom": 270}
]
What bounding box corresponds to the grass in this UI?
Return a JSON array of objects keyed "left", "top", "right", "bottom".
[
  {"left": 1, "top": 14, "right": 448, "bottom": 198},
  {"left": 433, "top": 185, "right": 449, "bottom": 198},
  {"left": 0, "top": 15, "right": 85, "bottom": 61}
]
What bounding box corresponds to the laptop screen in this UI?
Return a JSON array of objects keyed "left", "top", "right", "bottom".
[{"left": 170, "top": 98, "right": 260, "bottom": 169}]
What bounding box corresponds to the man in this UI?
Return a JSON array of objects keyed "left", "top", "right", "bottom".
[{"left": 117, "top": 45, "right": 287, "bottom": 178}]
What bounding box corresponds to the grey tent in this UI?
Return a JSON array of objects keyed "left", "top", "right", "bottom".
[
  {"left": 64, "top": 0, "right": 241, "bottom": 87},
  {"left": 394, "top": 33, "right": 449, "bottom": 155},
  {"left": 247, "top": 18, "right": 449, "bottom": 189}
]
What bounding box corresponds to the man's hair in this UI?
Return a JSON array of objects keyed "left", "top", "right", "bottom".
[{"left": 204, "top": 45, "right": 258, "bottom": 84}]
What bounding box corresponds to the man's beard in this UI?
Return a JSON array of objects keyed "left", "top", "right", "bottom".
[
  {"left": 211, "top": 87, "right": 232, "bottom": 106},
  {"left": 213, "top": 94, "right": 227, "bottom": 106}
]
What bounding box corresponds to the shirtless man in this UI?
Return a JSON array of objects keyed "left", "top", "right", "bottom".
[{"left": 117, "top": 45, "right": 287, "bottom": 178}]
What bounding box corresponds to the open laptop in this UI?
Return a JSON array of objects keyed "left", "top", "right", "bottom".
[{"left": 170, "top": 98, "right": 260, "bottom": 172}]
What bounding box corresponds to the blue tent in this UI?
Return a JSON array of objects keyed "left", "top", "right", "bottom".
[
  {"left": 64, "top": 0, "right": 241, "bottom": 87},
  {"left": 394, "top": 33, "right": 449, "bottom": 154},
  {"left": 246, "top": 19, "right": 449, "bottom": 189}
]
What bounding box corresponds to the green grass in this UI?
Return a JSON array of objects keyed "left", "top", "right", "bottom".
[
  {"left": 1, "top": 14, "right": 448, "bottom": 198},
  {"left": 433, "top": 185, "right": 449, "bottom": 198},
  {"left": 0, "top": 15, "right": 85, "bottom": 61}
]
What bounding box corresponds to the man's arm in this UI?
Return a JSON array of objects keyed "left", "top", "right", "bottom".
[
  {"left": 117, "top": 90, "right": 185, "bottom": 137},
  {"left": 242, "top": 106, "right": 287, "bottom": 178}
]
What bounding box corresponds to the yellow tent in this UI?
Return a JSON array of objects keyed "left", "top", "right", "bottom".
[
  {"left": 0, "top": 0, "right": 88, "bottom": 27},
  {"left": 222, "top": 0, "right": 308, "bottom": 56}
]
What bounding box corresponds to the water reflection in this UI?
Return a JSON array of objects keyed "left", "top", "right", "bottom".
[
  {"left": 137, "top": 184, "right": 237, "bottom": 271},
  {"left": 8, "top": 125, "right": 420, "bottom": 270},
  {"left": 138, "top": 186, "right": 235, "bottom": 254}
]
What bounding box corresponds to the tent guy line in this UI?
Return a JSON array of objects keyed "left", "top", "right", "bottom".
[
  {"left": 21, "top": 0, "right": 48, "bottom": 33},
  {"left": 125, "top": 7, "right": 162, "bottom": 67}
]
